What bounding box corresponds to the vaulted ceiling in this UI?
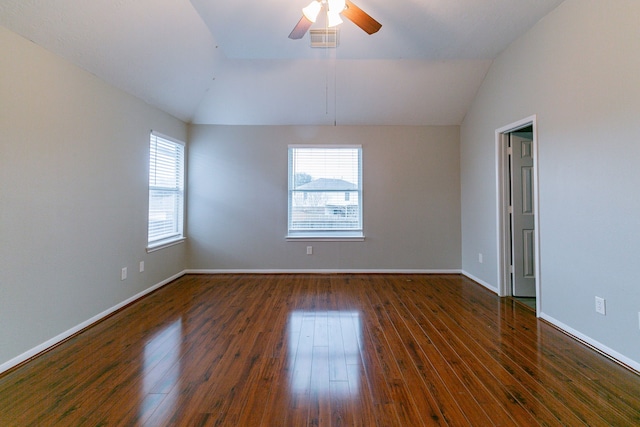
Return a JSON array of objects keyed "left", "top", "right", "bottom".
[{"left": 0, "top": 0, "right": 565, "bottom": 125}]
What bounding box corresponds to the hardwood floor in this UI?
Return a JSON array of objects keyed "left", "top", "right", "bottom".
[{"left": 1, "top": 274, "right": 639, "bottom": 426}]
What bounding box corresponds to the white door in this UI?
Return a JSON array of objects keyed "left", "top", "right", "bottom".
[{"left": 510, "top": 132, "right": 536, "bottom": 297}]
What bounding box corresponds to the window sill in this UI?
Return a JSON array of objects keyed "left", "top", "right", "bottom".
[
  {"left": 146, "top": 237, "right": 186, "bottom": 253},
  {"left": 286, "top": 233, "right": 365, "bottom": 242}
]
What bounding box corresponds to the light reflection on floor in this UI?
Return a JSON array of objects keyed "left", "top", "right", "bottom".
[
  {"left": 140, "top": 319, "right": 182, "bottom": 422},
  {"left": 288, "top": 311, "right": 362, "bottom": 398}
]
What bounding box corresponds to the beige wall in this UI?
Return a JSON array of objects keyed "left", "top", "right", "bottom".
[
  {"left": 188, "top": 125, "right": 461, "bottom": 271},
  {"left": 5, "top": 0, "right": 638, "bottom": 374},
  {"left": 0, "top": 27, "right": 188, "bottom": 366},
  {"left": 460, "top": 0, "right": 640, "bottom": 367}
]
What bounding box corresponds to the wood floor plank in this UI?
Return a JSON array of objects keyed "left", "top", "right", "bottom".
[
  {"left": 404, "top": 278, "right": 568, "bottom": 422},
  {"left": 365, "top": 278, "right": 464, "bottom": 426},
  {"left": 421, "top": 275, "right": 617, "bottom": 425},
  {"left": 433, "top": 275, "right": 628, "bottom": 424},
  {"left": 2, "top": 273, "right": 640, "bottom": 426},
  {"left": 417, "top": 278, "right": 575, "bottom": 425},
  {"left": 378, "top": 277, "right": 506, "bottom": 425}
]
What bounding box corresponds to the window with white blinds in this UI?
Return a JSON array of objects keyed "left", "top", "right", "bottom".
[
  {"left": 288, "top": 145, "right": 363, "bottom": 239},
  {"left": 148, "top": 132, "right": 185, "bottom": 249}
]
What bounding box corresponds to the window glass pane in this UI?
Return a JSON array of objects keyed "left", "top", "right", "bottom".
[
  {"left": 288, "top": 146, "right": 362, "bottom": 235},
  {"left": 148, "top": 133, "right": 184, "bottom": 245}
]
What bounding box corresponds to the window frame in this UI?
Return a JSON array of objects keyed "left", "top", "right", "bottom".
[
  {"left": 146, "top": 131, "right": 186, "bottom": 252},
  {"left": 286, "top": 145, "right": 364, "bottom": 242}
]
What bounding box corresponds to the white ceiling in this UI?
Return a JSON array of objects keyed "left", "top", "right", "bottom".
[{"left": 0, "top": 0, "right": 565, "bottom": 125}]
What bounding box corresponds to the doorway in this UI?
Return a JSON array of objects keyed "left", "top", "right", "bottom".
[{"left": 496, "top": 116, "right": 541, "bottom": 314}]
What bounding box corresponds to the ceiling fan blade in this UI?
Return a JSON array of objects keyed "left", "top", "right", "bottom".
[
  {"left": 342, "top": 0, "right": 381, "bottom": 35},
  {"left": 289, "top": 16, "right": 313, "bottom": 39}
]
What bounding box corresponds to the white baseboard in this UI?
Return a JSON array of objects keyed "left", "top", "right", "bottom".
[
  {"left": 461, "top": 270, "right": 499, "bottom": 294},
  {"left": 185, "top": 269, "right": 463, "bottom": 275},
  {"left": 6, "top": 269, "right": 637, "bottom": 379},
  {"left": 539, "top": 312, "right": 640, "bottom": 374},
  {"left": 459, "top": 272, "right": 639, "bottom": 373},
  {"left": 0, "top": 270, "right": 186, "bottom": 375},
  {"left": 3, "top": 269, "right": 457, "bottom": 373}
]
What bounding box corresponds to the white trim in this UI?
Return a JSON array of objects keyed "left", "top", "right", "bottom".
[
  {"left": 463, "top": 270, "right": 640, "bottom": 373},
  {"left": 461, "top": 270, "right": 499, "bottom": 294},
  {"left": 185, "top": 269, "right": 462, "bottom": 275},
  {"left": 146, "top": 237, "right": 186, "bottom": 253},
  {"left": 288, "top": 144, "right": 362, "bottom": 149},
  {"left": 540, "top": 312, "right": 640, "bottom": 374},
  {"left": 150, "top": 130, "right": 185, "bottom": 147},
  {"left": 495, "top": 115, "right": 541, "bottom": 315},
  {"left": 0, "top": 270, "right": 187, "bottom": 375},
  {"left": 6, "top": 268, "right": 637, "bottom": 380},
  {"left": 288, "top": 145, "right": 363, "bottom": 237},
  {"left": 285, "top": 235, "right": 365, "bottom": 242},
  {"left": 495, "top": 131, "right": 510, "bottom": 297},
  {"left": 147, "top": 132, "right": 186, "bottom": 248}
]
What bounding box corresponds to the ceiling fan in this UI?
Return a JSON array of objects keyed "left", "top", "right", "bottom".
[{"left": 289, "top": 0, "right": 382, "bottom": 40}]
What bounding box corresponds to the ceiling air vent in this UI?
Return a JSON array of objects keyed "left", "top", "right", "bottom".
[{"left": 309, "top": 29, "right": 340, "bottom": 48}]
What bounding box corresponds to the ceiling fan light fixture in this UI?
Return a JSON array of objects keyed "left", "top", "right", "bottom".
[
  {"left": 302, "top": 1, "right": 322, "bottom": 22},
  {"left": 327, "top": 0, "right": 346, "bottom": 13},
  {"left": 289, "top": 0, "right": 381, "bottom": 40},
  {"left": 327, "top": 10, "right": 343, "bottom": 27}
]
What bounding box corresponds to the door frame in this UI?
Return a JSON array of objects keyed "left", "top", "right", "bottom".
[{"left": 495, "top": 115, "right": 541, "bottom": 315}]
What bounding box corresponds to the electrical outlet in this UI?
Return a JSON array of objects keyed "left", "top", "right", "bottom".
[
  {"left": 595, "top": 296, "right": 606, "bottom": 315},
  {"left": 139, "top": 261, "right": 145, "bottom": 273},
  {"left": 121, "top": 267, "right": 127, "bottom": 281},
  {"left": 306, "top": 246, "right": 313, "bottom": 255},
  {"left": 478, "top": 253, "right": 483, "bottom": 263}
]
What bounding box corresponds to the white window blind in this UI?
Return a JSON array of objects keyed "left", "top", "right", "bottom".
[
  {"left": 148, "top": 132, "right": 184, "bottom": 247},
  {"left": 288, "top": 146, "right": 362, "bottom": 238}
]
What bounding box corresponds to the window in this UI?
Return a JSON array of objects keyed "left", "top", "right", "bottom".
[
  {"left": 147, "top": 132, "right": 185, "bottom": 250},
  {"left": 288, "top": 145, "right": 363, "bottom": 240}
]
